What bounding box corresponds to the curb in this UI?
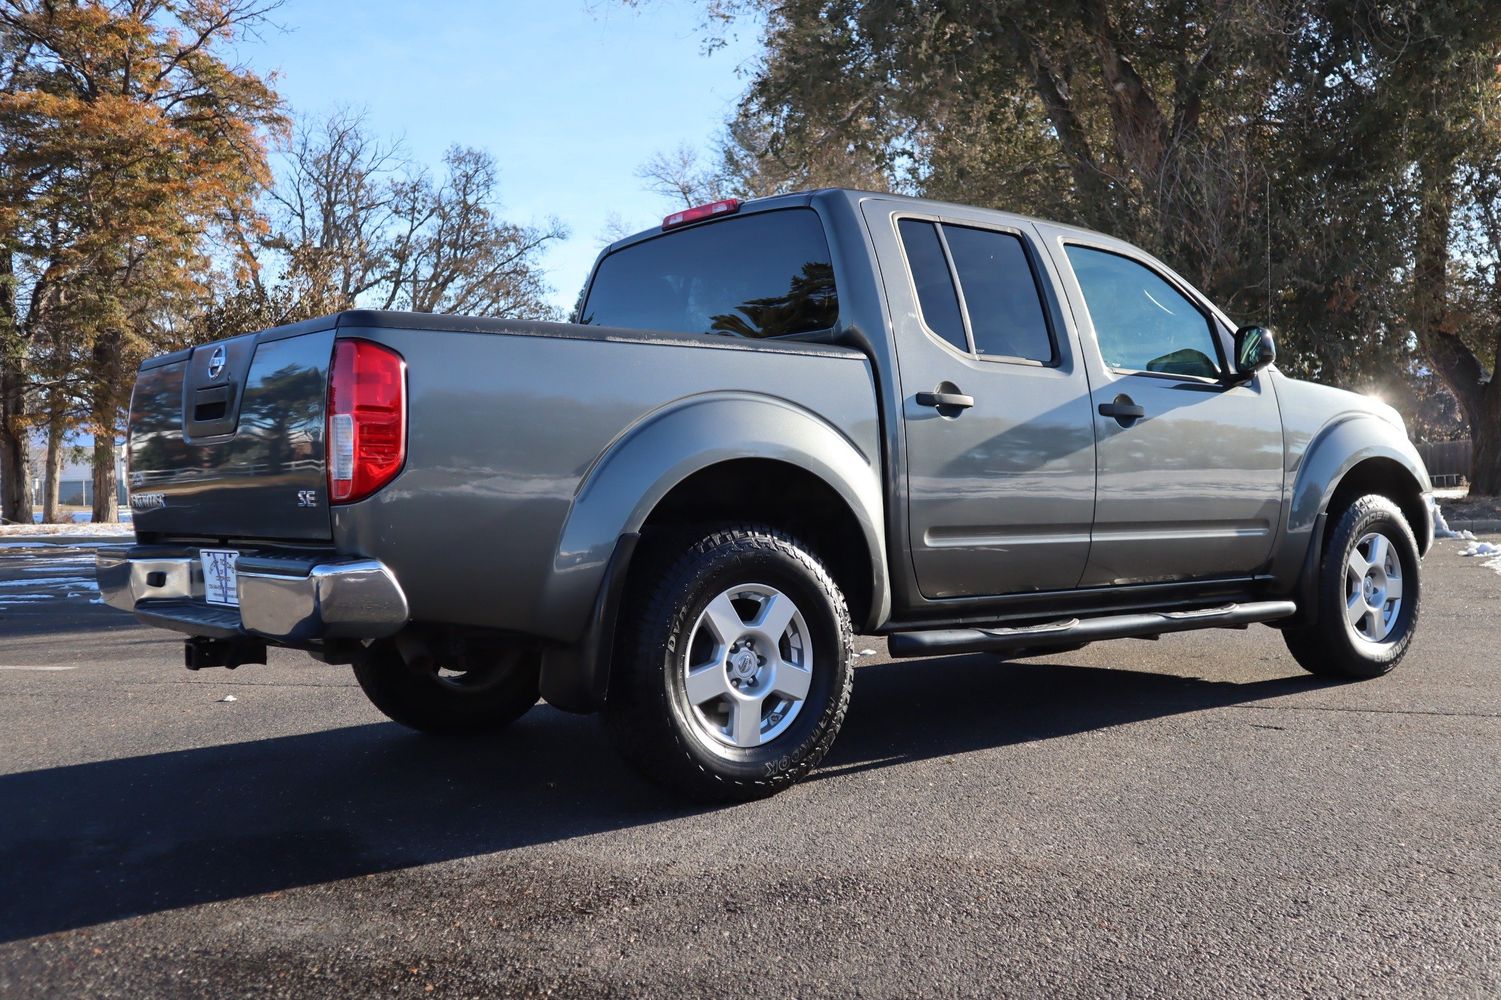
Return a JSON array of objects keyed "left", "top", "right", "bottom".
[{"left": 1440, "top": 519, "right": 1501, "bottom": 536}]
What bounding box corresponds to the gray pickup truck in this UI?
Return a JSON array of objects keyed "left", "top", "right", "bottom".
[{"left": 99, "top": 188, "right": 1435, "bottom": 800}]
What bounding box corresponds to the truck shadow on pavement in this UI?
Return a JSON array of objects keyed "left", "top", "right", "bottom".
[{"left": 0, "top": 653, "right": 1333, "bottom": 942}]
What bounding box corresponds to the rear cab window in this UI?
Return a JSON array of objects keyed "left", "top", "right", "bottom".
[
  {"left": 581, "top": 208, "right": 838, "bottom": 339},
  {"left": 896, "top": 219, "right": 1056, "bottom": 365}
]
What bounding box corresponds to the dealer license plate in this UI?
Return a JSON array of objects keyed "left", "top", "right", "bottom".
[{"left": 200, "top": 548, "right": 241, "bottom": 607}]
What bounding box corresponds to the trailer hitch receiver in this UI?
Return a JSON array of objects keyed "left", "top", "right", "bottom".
[{"left": 184, "top": 636, "right": 267, "bottom": 671}]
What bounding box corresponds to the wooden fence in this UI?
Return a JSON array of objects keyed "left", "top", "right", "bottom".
[{"left": 1416, "top": 439, "right": 1471, "bottom": 488}]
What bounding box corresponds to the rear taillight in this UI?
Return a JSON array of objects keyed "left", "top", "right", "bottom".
[{"left": 327, "top": 339, "right": 406, "bottom": 504}]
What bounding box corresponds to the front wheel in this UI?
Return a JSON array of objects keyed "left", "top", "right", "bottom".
[
  {"left": 605, "top": 525, "right": 853, "bottom": 802},
  {"left": 1283, "top": 494, "right": 1421, "bottom": 679}
]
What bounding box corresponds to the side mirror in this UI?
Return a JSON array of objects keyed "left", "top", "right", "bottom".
[{"left": 1233, "top": 325, "right": 1276, "bottom": 380}]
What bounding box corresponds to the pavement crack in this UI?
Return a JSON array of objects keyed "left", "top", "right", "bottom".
[{"left": 1232, "top": 702, "right": 1501, "bottom": 720}]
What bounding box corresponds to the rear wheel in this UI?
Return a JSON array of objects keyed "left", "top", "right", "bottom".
[
  {"left": 605, "top": 525, "right": 853, "bottom": 802},
  {"left": 1283, "top": 495, "right": 1421, "bottom": 679},
  {"left": 352, "top": 641, "right": 540, "bottom": 735}
]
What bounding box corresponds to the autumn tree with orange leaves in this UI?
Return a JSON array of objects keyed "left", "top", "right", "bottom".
[{"left": 0, "top": 0, "right": 285, "bottom": 523}]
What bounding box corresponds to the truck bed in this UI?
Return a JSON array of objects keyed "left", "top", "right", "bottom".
[{"left": 127, "top": 310, "right": 881, "bottom": 641}]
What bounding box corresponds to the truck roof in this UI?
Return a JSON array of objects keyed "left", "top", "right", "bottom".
[{"left": 603, "top": 187, "right": 1111, "bottom": 254}]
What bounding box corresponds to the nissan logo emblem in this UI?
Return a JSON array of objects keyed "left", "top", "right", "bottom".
[{"left": 207, "top": 345, "right": 226, "bottom": 380}]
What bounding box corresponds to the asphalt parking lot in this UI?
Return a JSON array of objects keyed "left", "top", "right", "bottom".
[{"left": 1, "top": 538, "right": 1498, "bottom": 999}]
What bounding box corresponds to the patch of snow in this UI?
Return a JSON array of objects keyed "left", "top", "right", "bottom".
[
  {"left": 26, "top": 508, "right": 132, "bottom": 525},
  {"left": 0, "top": 576, "right": 91, "bottom": 589},
  {"left": 1432, "top": 504, "right": 1474, "bottom": 540},
  {"left": 0, "top": 524, "right": 134, "bottom": 540},
  {"left": 1459, "top": 540, "right": 1501, "bottom": 578}
]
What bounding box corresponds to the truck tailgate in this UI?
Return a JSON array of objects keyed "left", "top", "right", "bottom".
[{"left": 128, "top": 321, "right": 336, "bottom": 541}]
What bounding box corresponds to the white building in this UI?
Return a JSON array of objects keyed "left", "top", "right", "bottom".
[{"left": 12, "top": 430, "right": 128, "bottom": 509}]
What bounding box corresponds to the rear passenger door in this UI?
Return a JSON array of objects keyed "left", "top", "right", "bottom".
[{"left": 862, "top": 203, "right": 1097, "bottom": 599}]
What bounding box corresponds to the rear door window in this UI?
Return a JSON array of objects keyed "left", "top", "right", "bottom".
[
  {"left": 581, "top": 209, "right": 838, "bottom": 339},
  {"left": 897, "top": 219, "right": 968, "bottom": 352},
  {"left": 942, "top": 226, "right": 1054, "bottom": 363},
  {"left": 896, "top": 218, "right": 1055, "bottom": 364}
]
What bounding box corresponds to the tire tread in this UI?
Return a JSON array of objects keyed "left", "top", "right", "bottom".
[
  {"left": 1283, "top": 494, "right": 1421, "bottom": 679},
  {"left": 605, "top": 524, "right": 853, "bottom": 802}
]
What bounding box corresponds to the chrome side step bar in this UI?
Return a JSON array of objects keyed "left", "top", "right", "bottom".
[{"left": 886, "top": 600, "right": 1298, "bottom": 659}]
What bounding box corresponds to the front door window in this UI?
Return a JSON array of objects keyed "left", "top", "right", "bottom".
[{"left": 1064, "top": 245, "right": 1222, "bottom": 379}]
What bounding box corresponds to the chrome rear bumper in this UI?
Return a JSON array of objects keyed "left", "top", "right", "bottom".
[{"left": 97, "top": 546, "right": 409, "bottom": 645}]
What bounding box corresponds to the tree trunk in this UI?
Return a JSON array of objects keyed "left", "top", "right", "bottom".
[
  {"left": 87, "top": 326, "right": 125, "bottom": 525},
  {"left": 0, "top": 428, "right": 28, "bottom": 523},
  {"left": 1409, "top": 154, "right": 1501, "bottom": 495},
  {"left": 0, "top": 371, "right": 30, "bottom": 525},
  {"left": 1470, "top": 381, "right": 1501, "bottom": 496},
  {"left": 42, "top": 395, "right": 64, "bottom": 523},
  {"left": 1079, "top": 0, "right": 1169, "bottom": 181},
  {"left": 90, "top": 428, "right": 118, "bottom": 524},
  {"left": 0, "top": 252, "right": 31, "bottom": 525}
]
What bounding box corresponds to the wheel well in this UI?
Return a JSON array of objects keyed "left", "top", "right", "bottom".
[
  {"left": 637, "top": 459, "right": 875, "bottom": 629},
  {"left": 1323, "top": 458, "right": 1427, "bottom": 551}
]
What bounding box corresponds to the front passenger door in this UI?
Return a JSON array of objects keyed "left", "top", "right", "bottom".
[{"left": 1051, "top": 238, "right": 1284, "bottom": 586}]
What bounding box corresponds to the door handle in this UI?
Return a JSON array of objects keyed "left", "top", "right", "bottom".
[
  {"left": 1098, "top": 395, "right": 1145, "bottom": 425},
  {"left": 916, "top": 389, "right": 975, "bottom": 410}
]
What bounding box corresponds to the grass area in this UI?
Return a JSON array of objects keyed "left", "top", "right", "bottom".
[{"left": 1442, "top": 492, "right": 1501, "bottom": 522}]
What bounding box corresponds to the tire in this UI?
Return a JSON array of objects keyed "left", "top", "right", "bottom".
[
  {"left": 352, "top": 641, "right": 540, "bottom": 735},
  {"left": 605, "top": 524, "right": 853, "bottom": 802},
  {"left": 1283, "top": 494, "right": 1421, "bottom": 679}
]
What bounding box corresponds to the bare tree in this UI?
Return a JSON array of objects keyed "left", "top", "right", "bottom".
[
  {"left": 597, "top": 212, "right": 637, "bottom": 245},
  {"left": 249, "top": 114, "right": 566, "bottom": 323},
  {"left": 381, "top": 147, "right": 566, "bottom": 318},
  {"left": 265, "top": 108, "right": 404, "bottom": 308},
  {"left": 636, "top": 143, "right": 726, "bottom": 207}
]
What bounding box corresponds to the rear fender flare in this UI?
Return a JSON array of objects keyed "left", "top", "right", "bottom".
[{"left": 537, "top": 392, "right": 888, "bottom": 711}]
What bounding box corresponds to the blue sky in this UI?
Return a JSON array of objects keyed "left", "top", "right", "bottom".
[{"left": 236, "top": 1, "right": 762, "bottom": 312}]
